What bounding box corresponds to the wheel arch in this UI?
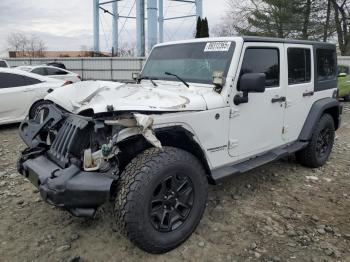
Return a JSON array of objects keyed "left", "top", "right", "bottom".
[
  {"left": 116, "top": 125, "right": 214, "bottom": 184},
  {"left": 155, "top": 126, "right": 213, "bottom": 183},
  {"left": 299, "top": 98, "right": 342, "bottom": 141}
]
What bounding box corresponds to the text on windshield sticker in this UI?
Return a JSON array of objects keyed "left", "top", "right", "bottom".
[{"left": 204, "top": 42, "right": 231, "bottom": 52}]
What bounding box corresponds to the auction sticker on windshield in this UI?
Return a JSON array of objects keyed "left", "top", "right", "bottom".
[{"left": 204, "top": 42, "right": 231, "bottom": 52}]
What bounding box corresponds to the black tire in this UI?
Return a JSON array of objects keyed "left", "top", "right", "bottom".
[
  {"left": 28, "top": 100, "right": 52, "bottom": 120},
  {"left": 114, "top": 147, "right": 208, "bottom": 254},
  {"left": 296, "top": 113, "right": 335, "bottom": 168},
  {"left": 343, "top": 94, "right": 350, "bottom": 102}
]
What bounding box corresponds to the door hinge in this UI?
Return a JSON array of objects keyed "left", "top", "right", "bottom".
[
  {"left": 282, "top": 126, "right": 288, "bottom": 134},
  {"left": 230, "top": 108, "right": 240, "bottom": 118},
  {"left": 228, "top": 139, "right": 239, "bottom": 149}
]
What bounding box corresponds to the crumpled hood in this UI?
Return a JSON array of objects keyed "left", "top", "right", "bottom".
[{"left": 45, "top": 80, "right": 223, "bottom": 114}]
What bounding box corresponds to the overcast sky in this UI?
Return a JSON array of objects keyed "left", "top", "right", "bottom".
[{"left": 0, "top": 0, "right": 229, "bottom": 57}]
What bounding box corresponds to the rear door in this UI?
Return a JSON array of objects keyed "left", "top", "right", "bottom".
[{"left": 283, "top": 44, "right": 314, "bottom": 142}]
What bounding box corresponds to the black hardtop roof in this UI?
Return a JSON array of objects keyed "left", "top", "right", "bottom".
[{"left": 242, "top": 36, "right": 336, "bottom": 48}]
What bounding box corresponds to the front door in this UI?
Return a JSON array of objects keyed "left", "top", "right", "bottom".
[{"left": 228, "top": 43, "right": 287, "bottom": 159}]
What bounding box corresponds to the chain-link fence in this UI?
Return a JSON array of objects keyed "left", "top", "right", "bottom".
[{"left": 6, "top": 57, "right": 147, "bottom": 82}]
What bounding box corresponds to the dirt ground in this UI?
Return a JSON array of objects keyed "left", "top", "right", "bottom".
[{"left": 0, "top": 104, "right": 349, "bottom": 262}]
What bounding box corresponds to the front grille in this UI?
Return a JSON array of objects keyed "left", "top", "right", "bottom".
[{"left": 48, "top": 116, "right": 89, "bottom": 168}]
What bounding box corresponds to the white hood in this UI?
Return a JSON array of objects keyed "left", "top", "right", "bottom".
[{"left": 45, "top": 80, "right": 225, "bottom": 114}]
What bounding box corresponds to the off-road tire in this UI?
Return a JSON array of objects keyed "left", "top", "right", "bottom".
[
  {"left": 344, "top": 94, "right": 350, "bottom": 102},
  {"left": 296, "top": 113, "right": 335, "bottom": 168},
  {"left": 114, "top": 147, "right": 208, "bottom": 254}
]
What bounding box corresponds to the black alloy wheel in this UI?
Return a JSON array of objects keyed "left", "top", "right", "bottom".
[{"left": 149, "top": 173, "right": 194, "bottom": 232}]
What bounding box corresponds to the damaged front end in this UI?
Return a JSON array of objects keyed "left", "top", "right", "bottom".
[{"left": 17, "top": 104, "right": 161, "bottom": 217}]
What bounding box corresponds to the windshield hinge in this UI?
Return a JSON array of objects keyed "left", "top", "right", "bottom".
[{"left": 230, "top": 108, "right": 240, "bottom": 119}]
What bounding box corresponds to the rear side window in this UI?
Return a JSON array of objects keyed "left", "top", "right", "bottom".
[
  {"left": 23, "top": 76, "right": 42, "bottom": 85},
  {"left": 46, "top": 67, "right": 68, "bottom": 75},
  {"left": 0, "top": 73, "right": 41, "bottom": 88},
  {"left": 288, "top": 48, "right": 311, "bottom": 85},
  {"left": 240, "top": 48, "right": 280, "bottom": 87},
  {"left": 32, "top": 67, "right": 47, "bottom": 76},
  {"left": 317, "top": 49, "right": 336, "bottom": 81},
  {"left": 0, "top": 61, "right": 7, "bottom": 68}
]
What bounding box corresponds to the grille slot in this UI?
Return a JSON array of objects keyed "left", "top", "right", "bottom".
[{"left": 48, "top": 116, "right": 89, "bottom": 168}]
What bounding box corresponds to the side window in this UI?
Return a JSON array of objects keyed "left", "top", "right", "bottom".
[
  {"left": 46, "top": 67, "right": 68, "bottom": 75},
  {"left": 317, "top": 49, "right": 336, "bottom": 81},
  {"left": 240, "top": 48, "right": 280, "bottom": 87},
  {"left": 0, "top": 61, "right": 7, "bottom": 68},
  {"left": 32, "top": 67, "right": 47, "bottom": 76},
  {"left": 288, "top": 48, "right": 311, "bottom": 85},
  {"left": 23, "top": 76, "right": 42, "bottom": 85},
  {"left": 0, "top": 73, "right": 26, "bottom": 88}
]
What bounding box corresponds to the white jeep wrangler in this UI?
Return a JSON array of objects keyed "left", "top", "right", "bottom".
[{"left": 18, "top": 37, "right": 342, "bottom": 253}]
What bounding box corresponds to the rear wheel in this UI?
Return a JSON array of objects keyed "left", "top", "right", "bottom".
[
  {"left": 343, "top": 94, "right": 350, "bottom": 102},
  {"left": 296, "top": 113, "right": 335, "bottom": 168},
  {"left": 114, "top": 147, "right": 208, "bottom": 254}
]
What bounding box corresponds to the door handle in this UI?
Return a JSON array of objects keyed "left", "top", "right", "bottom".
[
  {"left": 303, "top": 91, "right": 314, "bottom": 97},
  {"left": 271, "top": 96, "right": 286, "bottom": 103}
]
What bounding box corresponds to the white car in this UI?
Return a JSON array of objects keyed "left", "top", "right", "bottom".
[
  {"left": 0, "top": 68, "right": 65, "bottom": 124},
  {"left": 0, "top": 59, "right": 10, "bottom": 68},
  {"left": 17, "top": 65, "right": 81, "bottom": 83}
]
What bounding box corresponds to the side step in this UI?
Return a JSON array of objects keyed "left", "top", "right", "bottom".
[{"left": 211, "top": 142, "right": 308, "bottom": 183}]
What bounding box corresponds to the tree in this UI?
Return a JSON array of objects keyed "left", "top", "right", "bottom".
[
  {"left": 331, "top": 0, "right": 350, "bottom": 55},
  {"left": 195, "top": 17, "right": 202, "bottom": 38},
  {"left": 7, "top": 33, "right": 46, "bottom": 57},
  {"left": 214, "top": 0, "right": 334, "bottom": 41},
  {"left": 195, "top": 17, "right": 210, "bottom": 38}
]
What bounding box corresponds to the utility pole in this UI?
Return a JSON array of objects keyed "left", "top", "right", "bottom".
[
  {"left": 158, "top": 0, "right": 164, "bottom": 43},
  {"left": 136, "top": 0, "right": 146, "bottom": 56},
  {"left": 147, "top": 0, "right": 158, "bottom": 52},
  {"left": 112, "top": 0, "right": 119, "bottom": 56},
  {"left": 93, "top": 0, "right": 100, "bottom": 53},
  {"left": 196, "top": 0, "right": 203, "bottom": 18}
]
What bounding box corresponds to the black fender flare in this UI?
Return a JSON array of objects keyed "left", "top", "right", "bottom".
[{"left": 298, "top": 98, "right": 342, "bottom": 141}]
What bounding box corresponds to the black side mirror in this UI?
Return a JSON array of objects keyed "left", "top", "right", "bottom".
[
  {"left": 239, "top": 73, "right": 266, "bottom": 93},
  {"left": 234, "top": 73, "right": 266, "bottom": 105}
]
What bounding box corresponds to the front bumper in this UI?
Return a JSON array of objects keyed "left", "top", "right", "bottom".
[{"left": 18, "top": 154, "right": 115, "bottom": 217}]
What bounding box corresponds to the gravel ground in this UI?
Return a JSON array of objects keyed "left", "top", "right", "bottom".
[{"left": 0, "top": 104, "right": 349, "bottom": 262}]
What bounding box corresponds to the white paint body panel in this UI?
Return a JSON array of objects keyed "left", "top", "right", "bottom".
[
  {"left": 0, "top": 68, "right": 64, "bottom": 125},
  {"left": 228, "top": 42, "right": 287, "bottom": 159}
]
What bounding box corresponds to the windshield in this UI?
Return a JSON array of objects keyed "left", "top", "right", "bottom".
[{"left": 141, "top": 41, "right": 236, "bottom": 85}]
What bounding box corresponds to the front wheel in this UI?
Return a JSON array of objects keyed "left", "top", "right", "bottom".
[
  {"left": 296, "top": 113, "right": 335, "bottom": 168},
  {"left": 114, "top": 147, "right": 208, "bottom": 254}
]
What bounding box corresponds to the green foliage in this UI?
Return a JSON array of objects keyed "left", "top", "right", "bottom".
[
  {"left": 196, "top": 17, "right": 210, "bottom": 38},
  {"left": 218, "top": 0, "right": 334, "bottom": 41}
]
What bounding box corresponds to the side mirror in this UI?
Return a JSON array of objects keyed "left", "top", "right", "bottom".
[
  {"left": 132, "top": 72, "right": 140, "bottom": 82},
  {"left": 239, "top": 73, "right": 266, "bottom": 93},
  {"left": 212, "top": 71, "right": 225, "bottom": 90},
  {"left": 338, "top": 72, "right": 347, "bottom": 77},
  {"left": 234, "top": 73, "right": 266, "bottom": 105}
]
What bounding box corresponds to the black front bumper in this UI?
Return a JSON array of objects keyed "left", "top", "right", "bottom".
[{"left": 19, "top": 155, "right": 115, "bottom": 217}]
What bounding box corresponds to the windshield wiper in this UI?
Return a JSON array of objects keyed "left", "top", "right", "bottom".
[
  {"left": 165, "top": 72, "right": 189, "bottom": 88},
  {"left": 140, "top": 76, "right": 158, "bottom": 87}
]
